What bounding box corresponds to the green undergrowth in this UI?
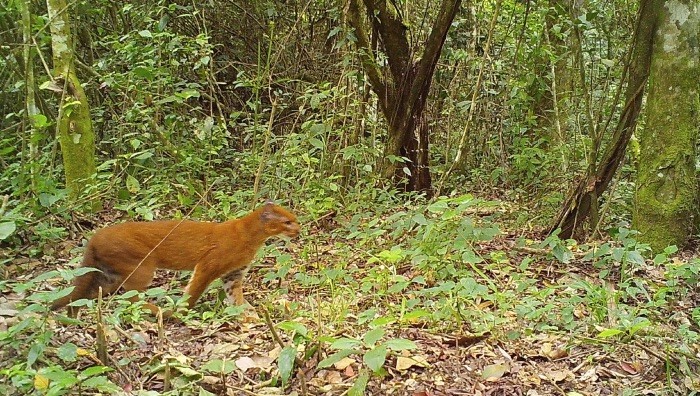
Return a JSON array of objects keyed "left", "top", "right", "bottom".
[{"left": 1, "top": 194, "right": 699, "bottom": 395}]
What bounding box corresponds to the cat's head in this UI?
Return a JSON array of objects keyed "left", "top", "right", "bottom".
[{"left": 260, "top": 201, "right": 300, "bottom": 238}]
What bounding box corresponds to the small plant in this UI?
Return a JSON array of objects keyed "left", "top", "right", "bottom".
[{"left": 317, "top": 323, "right": 417, "bottom": 393}]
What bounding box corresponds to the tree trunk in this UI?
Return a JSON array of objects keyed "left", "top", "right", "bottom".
[
  {"left": 46, "top": 0, "right": 99, "bottom": 205},
  {"left": 549, "top": 0, "right": 662, "bottom": 238},
  {"left": 632, "top": 0, "right": 699, "bottom": 250},
  {"left": 20, "top": 0, "right": 40, "bottom": 193},
  {"left": 347, "top": 0, "right": 461, "bottom": 195}
]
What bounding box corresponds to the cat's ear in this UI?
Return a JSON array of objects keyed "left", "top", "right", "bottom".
[{"left": 260, "top": 200, "right": 276, "bottom": 221}]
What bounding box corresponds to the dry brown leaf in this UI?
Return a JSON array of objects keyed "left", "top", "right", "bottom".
[
  {"left": 252, "top": 354, "right": 275, "bottom": 369},
  {"left": 547, "top": 369, "right": 569, "bottom": 382},
  {"left": 208, "top": 343, "right": 240, "bottom": 358},
  {"left": 396, "top": 356, "right": 416, "bottom": 371},
  {"left": 333, "top": 357, "right": 355, "bottom": 370},
  {"left": 325, "top": 370, "right": 342, "bottom": 384},
  {"left": 547, "top": 348, "right": 568, "bottom": 360},
  {"left": 579, "top": 367, "right": 599, "bottom": 382},
  {"left": 344, "top": 364, "right": 355, "bottom": 377},
  {"left": 396, "top": 355, "right": 430, "bottom": 371},
  {"left": 482, "top": 363, "right": 509, "bottom": 381},
  {"left": 268, "top": 346, "right": 281, "bottom": 360},
  {"left": 201, "top": 375, "right": 221, "bottom": 384},
  {"left": 235, "top": 356, "right": 257, "bottom": 371},
  {"left": 619, "top": 361, "right": 640, "bottom": 375}
]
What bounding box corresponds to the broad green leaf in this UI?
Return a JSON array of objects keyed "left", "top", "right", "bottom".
[
  {"left": 629, "top": 319, "right": 651, "bottom": 336},
  {"left": 552, "top": 244, "right": 572, "bottom": 263},
  {"left": 81, "top": 376, "right": 119, "bottom": 392},
  {"left": 278, "top": 346, "right": 297, "bottom": 385},
  {"left": 126, "top": 174, "right": 141, "bottom": 193},
  {"left": 362, "top": 328, "right": 385, "bottom": 346},
  {"left": 173, "top": 365, "right": 201, "bottom": 377},
  {"left": 309, "top": 138, "right": 325, "bottom": 150},
  {"left": 387, "top": 281, "right": 408, "bottom": 293},
  {"left": 384, "top": 338, "right": 417, "bottom": 351},
  {"left": 38, "top": 191, "right": 65, "bottom": 207},
  {"left": 30, "top": 113, "right": 49, "bottom": 127},
  {"left": 176, "top": 89, "right": 200, "bottom": 99},
  {"left": 461, "top": 249, "right": 483, "bottom": 264},
  {"left": 138, "top": 30, "right": 152, "bottom": 38},
  {"left": 596, "top": 328, "right": 623, "bottom": 339},
  {"left": 27, "top": 342, "right": 44, "bottom": 367},
  {"left": 0, "top": 221, "right": 17, "bottom": 240},
  {"left": 133, "top": 66, "right": 154, "bottom": 80},
  {"left": 80, "top": 366, "right": 112, "bottom": 378},
  {"left": 363, "top": 344, "right": 387, "bottom": 372},
  {"left": 57, "top": 343, "right": 78, "bottom": 362},
  {"left": 330, "top": 338, "right": 361, "bottom": 350},
  {"left": 402, "top": 309, "right": 430, "bottom": 321},
  {"left": 278, "top": 321, "right": 308, "bottom": 337},
  {"left": 411, "top": 213, "right": 428, "bottom": 226},
  {"left": 348, "top": 370, "right": 369, "bottom": 396},
  {"left": 427, "top": 200, "right": 449, "bottom": 213},
  {"left": 202, "top": 359, "right": 236, "bottom": 374},
  {"left": 626, "top": 251, "right": 645, "bottom": 265}
]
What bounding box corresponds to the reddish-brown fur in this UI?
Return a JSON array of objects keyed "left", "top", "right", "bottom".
[{"left": 50, "top": 202, "right": 299, "bottom": 317}]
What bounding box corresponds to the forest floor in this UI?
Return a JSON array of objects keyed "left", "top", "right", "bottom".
[{"left": 2, "top": 199, "right": 700, "bottom": 395}]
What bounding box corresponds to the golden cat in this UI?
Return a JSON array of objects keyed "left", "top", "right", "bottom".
[{"left": 50, "top": 201, "right": 300, "bottom": 317}]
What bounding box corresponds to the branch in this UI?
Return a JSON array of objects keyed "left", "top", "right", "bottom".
[
  {"left": 408, "top": 0, "right": 462, "bottom": 111},
  {"left": 347, "top": 0, "right": 388, "bottom": 112},
  {"left": 364, "top": 0, "right": 411, "bottom": 81}
]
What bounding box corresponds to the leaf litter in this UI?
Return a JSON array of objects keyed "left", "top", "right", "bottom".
[{"left": 5, "top": 205, "right": 700, "bottom": 395}]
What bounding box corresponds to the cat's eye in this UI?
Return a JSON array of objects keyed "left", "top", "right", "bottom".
[{"left": 285, "top": 220, "right": 293, "bottom": 225}]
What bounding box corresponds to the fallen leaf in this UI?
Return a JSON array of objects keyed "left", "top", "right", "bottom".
[
  {"left": 540, "top": 343, "right": 568, "bottom": 360},
  {"left": 547, "top": 348, "right": 568, "bottom": 360},
  {"left": 482, "top": 363, "right": 509, "bottom": 381},
  {"left": 333, "top": 357, "right": 355, "bottom": 370},
  {"left": 235, "top": 356, "right": 257, "bottom": 372},
  {"left": 268, "top": 346, "right": 282, "bottom": 360},
  {"left": 397, "top": 357, "right": 415, "bottom": 371},
  {"left": 34, "top": 374, "right": 49, "bottom": 390},
  {"left": 396, "top": 355, "right": 430, "bottom": 371},
  {"left": 579, "top": 367, "right": 598, "bottom": 382},
  {"left": 77, "top": 348, "right": 91, "bottom": 356},
  {"left": 251, "top": 354, "right": 275, "bottom": 369},
  {"left": 202, "top": 375, "right": 221, "bottom": 384},
  {"left": 619, "top": 361, "right": 640, "bottom": 375},
  {"left": 326, "top": 370, "right": 342, "bottom": 384},
  {"left": 547, "top": 369, "right": 569, "bottom": 382},
  {"left": 344, "top": 364, "right": 355, "bottom": 377},
  {"left": 209, "top": 343, "right": 240, "bottom": 358}
]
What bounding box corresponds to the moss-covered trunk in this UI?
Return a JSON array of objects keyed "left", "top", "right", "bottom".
[
  {"left": 633, "top": 0, "right": 699, "bottom": 250},
  {"left": 46, "top": 0, "right": 98, "bottom": 203},
  {"left": 549, "top": 0, "right": 661, "bottom": 239}
]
